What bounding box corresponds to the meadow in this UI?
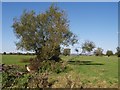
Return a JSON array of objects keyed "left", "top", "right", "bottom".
[{"left": 2, "top": 55, "right": 118, "bottom": 88}]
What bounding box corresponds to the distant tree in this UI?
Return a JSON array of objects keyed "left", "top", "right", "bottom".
[
  {"left": 116, "top": 47, "right": 120, "bottom": 57},
  {"left": 17, "top": 52, "right": 22, "bottom": 55},
  {"left": 9, "top": 52, "right": 13, "bottom": 55},
  {"left": 106, "top": 50, "right": 113, "bottom": 57},
  {"left": 12, "top": 4, "right": 77, "bottom": 61},
  {"left": 94, "top": 47, "right": 103, "bottom": 56},
  {"left": 3, "top": 52, "right": 6, "bottom": 55},
  {"left": 63, "top": 49, "right": 71, "bottom": 56},
  {"left": 26, "top": 52, "right": 30, "bottom": 55},
  {"left": 82, "top": 40, "right": 95, "bottom": 55}
]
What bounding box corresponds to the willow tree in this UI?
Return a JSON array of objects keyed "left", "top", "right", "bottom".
[{"left": 12, "top": 5, "right": 77, "bottom": 61}]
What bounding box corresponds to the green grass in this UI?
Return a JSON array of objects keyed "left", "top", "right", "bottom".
[
  {"left": 2, "top": 55, "right": 35, "bottom": 65},
  {"left": 61, "top": 55, "right": 118, "bottom": 87},
  {"left": 2, "top": 55, "right": 118, "bottom": 88}
]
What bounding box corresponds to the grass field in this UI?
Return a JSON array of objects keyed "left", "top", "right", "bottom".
[
  {"left": 2, "top": 55, "right": 118, "bottom": 88},
  {"left": 2, "top": 55, "right": 34, "bottom": 65}
]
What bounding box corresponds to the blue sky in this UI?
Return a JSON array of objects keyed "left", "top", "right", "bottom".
[
  {"left": 0, "top": 2, "right": 2, "bottom": 54},
  {"left": 2, "top": 2, "right": 118, "bottom": 54}
]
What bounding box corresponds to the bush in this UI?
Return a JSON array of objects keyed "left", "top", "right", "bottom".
[
  {"left": 2, "top": 64, "right": 26, "bottom": 88},
  {"left": 2, "top": 64, "right": 59, "bottom": 88},
  {"left": 37, "top": 60, "right": 69, "bottom": 74},
  {"left": 27, "top": 58, "right": 70, "bottom": 74},
  {"left": 2, "top": 58, "right": 70, "bottom": 88}
]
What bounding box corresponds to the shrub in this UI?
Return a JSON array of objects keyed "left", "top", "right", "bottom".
[
  {"left": 2, "top": 58, "right": 70, "bottom": 88},
  {"left": 2, "top": 64, "right": 26, "bottom": 89},
  {"left": 27, "top": 72, "right": 58, "bottom": 88},
  {"left": 2, "top": 64, "right": 58, "bottom": 88},
  {"left": 27, "top": 58, "right": 70, "bottom": 74},
  {"left": 37, "top": 60, "right": 69, "bottom": 74}
]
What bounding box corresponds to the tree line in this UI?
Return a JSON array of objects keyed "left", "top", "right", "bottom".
[
  {"left": 2, "top": 52, "right": 35, "bottom": 55},
  {"left": 2, "top": 45, "right": 120, "bottom": 57},
  {"left": 74, "top": 40, "right": 120, "bottom": 57},
  {"left": 60, "top": 40, "right": 119, "bottom": 57}
]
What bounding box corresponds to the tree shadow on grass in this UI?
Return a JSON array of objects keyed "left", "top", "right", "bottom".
[{"left": 67, "top": 60, "right": 104, "bottom": 65}]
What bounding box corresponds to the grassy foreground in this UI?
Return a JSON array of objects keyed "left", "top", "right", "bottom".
[{"left": 2, "top": 55, "right": 118, "bottom": 88}]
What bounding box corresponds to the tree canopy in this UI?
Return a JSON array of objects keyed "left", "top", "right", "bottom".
[
  {"left": 106, "top": 50, "right": 113, "bottom": 57},
  {"left": 94, "top": 47, "right": 103, "bottom": 56},
  {"left": 81, "top": 40, "right": 95, "bottom": 55},
  {"left": 12, "top": 4, "right": 77, "bottom": 60}
]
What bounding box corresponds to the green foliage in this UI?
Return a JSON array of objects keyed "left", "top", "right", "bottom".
[
  {"left": 37, "top": 60, "right": 68, "bottom": 74},
  {"left": 106, "top": 50, "right": 113, "bottom": 57},
  {"left": 2, "top": 65, "right": 26, "bottom": 88},
  {"left": 63, "top": 48, "right": 71, "bottom": 56},
  {"left": 27, "top": 58, "right": 70, "bottom": 74},
  {"left": 2, "top": 61, "right": 66, "bottom": 89},
  {"left": 94, "top": 47, "right": 103, "bottom": 56},
  {"left": 82, "top": 40, "right": 95, "bottom": 55},
  {"left": 12, "top": 4, "right": 77, "bottom": 60},
  {"left": 17, "top": 74, "right": 30, "bottom": 88},
  {"left": 116, "top": 47, "right": 120, "bottom": 57}
]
